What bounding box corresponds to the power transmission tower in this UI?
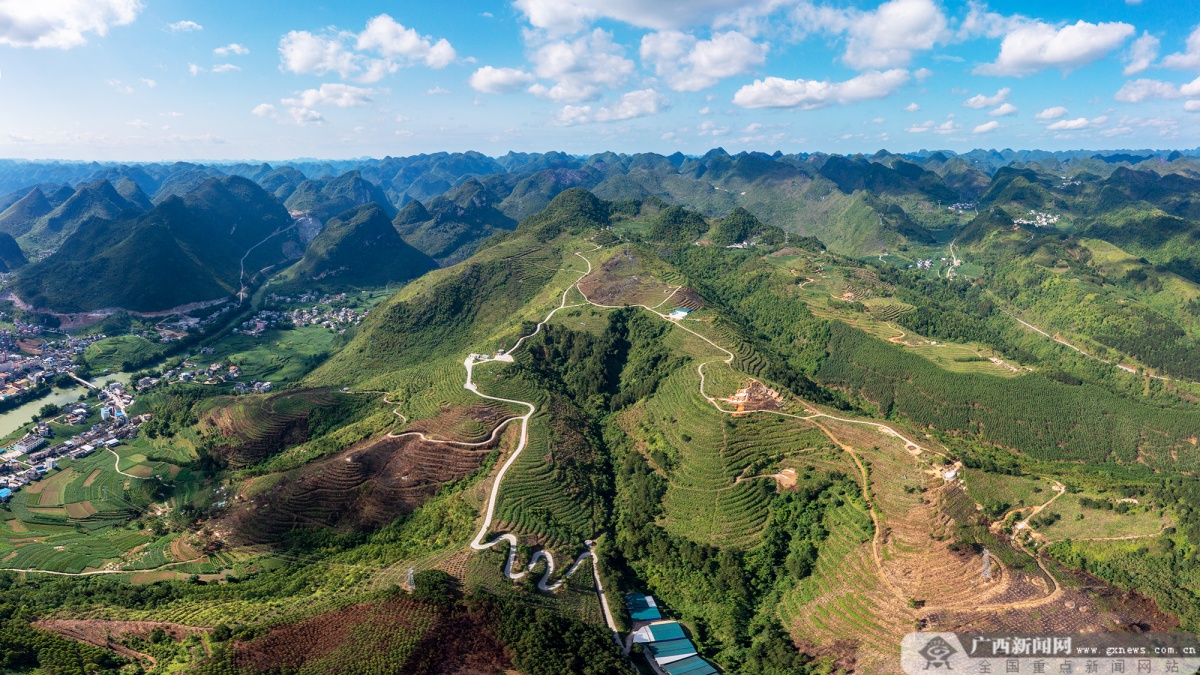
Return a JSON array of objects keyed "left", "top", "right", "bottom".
[{"left": 405, "top": 567, "right": 415, "bottom": 592}]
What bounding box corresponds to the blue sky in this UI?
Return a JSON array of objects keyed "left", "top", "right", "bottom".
[{"left": 1, "top": 0, "right": 1198, "bottom": 160}]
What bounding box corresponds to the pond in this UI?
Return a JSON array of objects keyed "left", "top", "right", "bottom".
[{"left": 0, "top": 372, "right": 133, "bottom": 439}]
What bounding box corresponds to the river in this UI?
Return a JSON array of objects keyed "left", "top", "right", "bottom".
[{"left": 0, "top": 372, "right": 133, "bottom": 439}]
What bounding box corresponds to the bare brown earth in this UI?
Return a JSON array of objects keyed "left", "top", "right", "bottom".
[
  {"left": 35, "top": 619, "right": 210, "bottom": 668},
  {"left": 722, "top": 380, "right": 783, "bottom": 413},
  {"left": 577, "top": 251, "right": 697, "bottom": 310},
  {"left": 233, "top": 596, "right": 512, "bottom": 675},
  {"left": 222, "top": 419, "right": 515, "bottom": 545},
  {"left": 787, "top": 416, "right": 1178, "bottom": 674}
]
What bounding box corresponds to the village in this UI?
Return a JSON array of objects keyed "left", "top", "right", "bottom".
[
  {"left": 0, "top": 327, "right": 113, "bottom": 402},
  {"left": 1013, "top": 209, "right": 1062, "bottom": 227},
  {"left": 0, "top": 380, "right": 141, "bottom": 500}
]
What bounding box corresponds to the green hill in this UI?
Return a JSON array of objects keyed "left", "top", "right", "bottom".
[
  {"left": 0, "top": 232, "right": 27, "bottom": 272},
  {"left": 278, "top": 203, "right": 436, "bottom": 289},
  {"left": 17, "top": 179, "right": 147, "bottom": 255},
  {"left": 284, "top": 170, "right": 396, "bottom": 223},
  {"left": 392, "top": 178, "right": 517, "bottom": 265},
  {"left": 0, "top": 187, "right": 53, "bottom": 237},
  {"left": 12, "top": 176, "right": 301, "bottom": 313}
]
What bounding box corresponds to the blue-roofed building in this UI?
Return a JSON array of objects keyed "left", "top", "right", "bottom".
[
  {"left": 633, "top": 621, "right": 687, "bottom": 644},
  {"left": 626, "top": 592, "right": 662, "bottom": 622},
  {"left": 647, "top": 638, "right": 697, "bottom": 665},
  {"left": 0, "top": 488, "right": 11, "bottom": 501},
  {"left": 662, "top": 655, "right": 719, "bottom": 675}
]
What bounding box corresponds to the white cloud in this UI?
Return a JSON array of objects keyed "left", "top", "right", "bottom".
[
  {"left": 106, "top": 78, "right": 133, "bottom": 93},
  {"left": 287, "top": 108, "right": 325, "bottom": 126},
  {"left": 963, "top": 87, "right": 1009, "bottom": 108},
  {"left": 791, "top": 0, "right": 948, "bottom": 69},
  {"left": 167, "top": 20, "right": 201, "bottom": 33},
  {"left": 989, "top": 102, "right": 1017, "bottom": 116},
  {"left": 1047, "top": 117, "right": 1093, "bottom": 130},
  {"left": 278, "top": 15, "right": 455, "bottom": 83},
  {"left": 1035, "top": 106, "right": 1068, "bottom": 120},
  {"left": 1186, "top": 100, "right": 1200, "bottom": 112},
  {"left": 470, "top": 66, "right": 537, "bottom": 93},
  {"left": 732, "top": 68, "right": 909, "bottom": 109},
  {"left": 905, "top": 119, "right": 960, "bottom": 134},
  {"left": 140, "top": 77, "right": 156, "bottom": 88},
  {"left": 211, "top": 63, "right": 240, "bottom": 74},
  {"left": 282, "top": 83, "right": 375, "bottom": 108},
  {"left": 161, "top": 111, "right": 184, "bottom": 118},
  {"left": 188, "top": 63, "right": 203, "bottom": 76},
  {"left": 556, "top": 88, "right": 669, "bottom": 124},
  {"left": 1123, "top": 32, "right": 1159, "bottom": 75},
  {"left": 1114, "top": 78, "right": 1181, "bottom": 103},
  {"left": 252, "top": 102, "right": 325, "bottom": 126},
  {"left": 127, "top": 118, "right": 150, "bottom": 128},
  {"left": 914, "top": 67, "right": 932, "bottom": 81},
  {"left": 1182, "top": 75, "right": 1200, "bottom": 96},
  {"left": 279, "top": 31, "right": 356, "bottom": 78},
  {"left": 973, "top": 120, "right": 1000, "bottom": 134},
  {"left": 0, "top": 0, "right": 142, "bottom": 48},
  {"left": 527, "top": 29, "right": 635, "bottom": 102},
  {"left": 904, "top": 102, "right": 920, "bottom": 112},
  {"left": 214, "top": 43, "right": 249, "bottom": 57},
  {"left": 426, "top": 86, "right": 449, "bottom": 95},
  {"left": 697, "top": 120, "right": 731, "bottom": 136},
  {"left": 640, "top": 30, "right": 767, "bottom": 92},
  {"left": 512, "top": 0, "right": 757, "bottom": 34},
  {"left": 355, "top": 14, "right": 456, "bottom": 68},
  {"left": 975, "top": 19, "right": 1134, "bottom": 76},
  {"left": 1163, "top": 25, "right": 1200, "bottom": 70}
]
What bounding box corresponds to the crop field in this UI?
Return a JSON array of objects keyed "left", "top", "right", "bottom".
[
  {"left": 624, "top": 364, "right": 830, "bottom": 549},
  {"left": 494, "top": 412, "right": 600, "bottom": 547},
  {"left": 406, "top": 400, "right": 523, "bottom": 443},
  {"left": 577, "top": 247, "right": 686, "bottom": 309},
  {"left": 83, "top": 335, "right": 160, "bottom": 372},
  {"left": 200, "top": 324, "right": 341, "bottom": 384},
  {"left": 384, "top": 358, "right": 487, "bottom": 425},
  {"left": 225, "top": 411, "right": 509, "bottom": 544},
  {"left": 198, "top": 388, "right": 365, "bottom": 468},
  {"left": 779, "top": 490, "right": 910, "bottom": 671}
]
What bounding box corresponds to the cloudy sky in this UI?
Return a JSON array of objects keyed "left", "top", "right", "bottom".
[{"left": 1, "top": 0, "right": 1199, "bottom": 160}]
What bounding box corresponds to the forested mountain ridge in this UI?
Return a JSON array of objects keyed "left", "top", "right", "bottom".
[
  {"left": 11, "top": 176, "right": 302, "bottom": 313},
  {"left": 277, "top": 202, "right": 437, "bottom": 289}
]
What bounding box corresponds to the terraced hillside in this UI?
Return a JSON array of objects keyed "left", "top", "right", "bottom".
[{"left": 198, "top": 389, "right": 374, "bottom": 468}]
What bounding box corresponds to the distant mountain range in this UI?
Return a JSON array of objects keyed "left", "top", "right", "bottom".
[{"left": 2, "top": 148, "right": 1200, "bottom": 316}]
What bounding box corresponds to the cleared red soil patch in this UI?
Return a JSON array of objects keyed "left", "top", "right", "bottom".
[
  {"left": 578, "top": 252, "right": 675, "bottom": 307},
  {"left": 225, "top": 424, "right": 510, "bottom": 545},
  {"left": 722, "top": 380, "right": 782, "bottom": 413},
  {"left": 35, "top": 619, "right": 209, "bottom": 667},
  {"left": 234, "top": 596, "right": 511, "bottom": 675}
]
